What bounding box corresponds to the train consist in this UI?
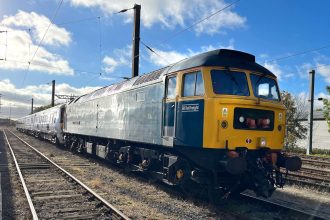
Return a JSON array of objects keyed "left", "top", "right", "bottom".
[{"left": 16, "top": 49, "right": 302, "bottom": 198}]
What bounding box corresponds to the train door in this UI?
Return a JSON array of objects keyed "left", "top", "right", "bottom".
[{"left": 162, "top": 75, "right": 177, "bottom": 147}]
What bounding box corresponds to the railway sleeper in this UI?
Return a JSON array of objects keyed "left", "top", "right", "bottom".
[
  {"left": 60, "top": 213, "right": 102, "bottom": 220},
  {"left": 50, "top": 207, "right": 97, "bottom": 214},
  {"left": 31, "top": 189, "right": 77, "bottom": 196},
  {"left": 24, "top": 178, "right": 68, "bottom": 183},
  {"left": 33, "top": 193, "right": 84, "bottom": 201},
  {"left": 39, "top": 205, "right": 98, "bottom": 213},
  {"left": 35, "top": 199, "right": 100, "bottom": 208}
]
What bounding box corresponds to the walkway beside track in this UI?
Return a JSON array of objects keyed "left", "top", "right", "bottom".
[
  {"left": 0, "top": 174, "right": 2, "bottom": 220},
  {"left": 0, "top": 130, "right": 14, "bottom": 220},
  {"left": 0, "top": 130, "right": 4, "bottom": 220}
]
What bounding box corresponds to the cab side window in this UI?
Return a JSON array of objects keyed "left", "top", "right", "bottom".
[
  {"left": 183, "top": 71, "right": 204, "bottom": 97},
  {"left": 195, "top": 72, "right": 204, "bottom": 96},
  {"left": 166, "top": 76, "right": 177, "bottom": 99},
  {"left": 183, "top": 73, "right": 195, "bottom": 96}
]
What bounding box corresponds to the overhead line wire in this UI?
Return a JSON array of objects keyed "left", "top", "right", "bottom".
[
  {"left": 1, "top": 16, "right": 101, "bottom": 33},
  {"left": 266, "top": 45, "right": 330, "bottom": 63},
  {"left": 138, "top": 0, "right": 240, "bottom": 66},
  {"left": 57, "top": 16, "right": 101, "bottom": 26},
  {"left": 28, "top": 0, "right": 64, "bottom": 68},
  {"left": 157, "top": 0, "right": 240, "bottom": 45},
  {"left": 22, "top": 0, "right": 64, "bottom": 87},
  {"left": 140, "top": 40, "right": 170, "bottom": 65}
]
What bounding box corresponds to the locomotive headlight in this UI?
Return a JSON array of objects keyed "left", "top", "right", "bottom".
[
  {"left": 239, "top": 116, "right": 245, "bottom": 123},
  {"left": 259, "top": 137, "right": 267, "bottom": 147}
]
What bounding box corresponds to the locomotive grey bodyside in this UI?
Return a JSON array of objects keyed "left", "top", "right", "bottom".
[{"left": 64, "top": 72, "right": 166, "bottom": 146}]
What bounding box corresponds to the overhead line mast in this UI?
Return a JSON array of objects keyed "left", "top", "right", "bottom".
[
  {"left": 132, "top": 4, "right": 141, "bottom": 78},
  {"left": 51, "top": 80, "right": 55, "bottom": 107}
]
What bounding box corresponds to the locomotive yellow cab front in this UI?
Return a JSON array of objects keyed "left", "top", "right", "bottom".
[
  {"left": 202, "top": 67, "right": 286, "bottom": 151},
  {"left": 195, "top": 64, "right": 301, "bottom": 197}
]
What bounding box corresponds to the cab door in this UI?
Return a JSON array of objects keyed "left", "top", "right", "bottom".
[
  {"left": 162, "top": 75, "right": 177, "bottom": 147},
  {"left": 176, "top": 71, "right": 205, "bottom": 147}
]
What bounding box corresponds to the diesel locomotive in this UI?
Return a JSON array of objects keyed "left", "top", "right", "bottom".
[{"left": 16, "top": 49, "right": 302, "bottom": 198}]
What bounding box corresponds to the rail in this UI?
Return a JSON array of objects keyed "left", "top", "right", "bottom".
[
  {"left": 4, "top": 129, "right": 130, "bottom": 220},
  {"left": 3, "top": 129, "right": 39, "bottom": 220}
]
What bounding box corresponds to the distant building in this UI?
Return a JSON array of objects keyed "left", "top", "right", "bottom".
[{"left": 296, "top": 111, "right": 330, "bottom": 150}]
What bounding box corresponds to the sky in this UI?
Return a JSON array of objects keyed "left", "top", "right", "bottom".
[{"left": 0, "top": 0, "right": 329, "bottom": 119}]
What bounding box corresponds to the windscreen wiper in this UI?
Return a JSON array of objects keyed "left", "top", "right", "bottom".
[{"left": 224, "top": 67, "right": 246, "bottom": 94}]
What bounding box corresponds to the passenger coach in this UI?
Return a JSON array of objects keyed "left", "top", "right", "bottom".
[{"left": 17, "top": 104, "right": 65, "bottom": 144}]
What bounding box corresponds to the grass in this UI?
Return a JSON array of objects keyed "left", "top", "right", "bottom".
[
  {"left": 70, "top": 166, "right": 84, "bottom": 174},
  {"left": 89, "top": 177, "right": 103, "bottom": 189}
]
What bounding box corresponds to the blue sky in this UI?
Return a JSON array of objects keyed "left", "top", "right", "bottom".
[{"left": 0, "top": 0, "right": 329, "bottom": 118}]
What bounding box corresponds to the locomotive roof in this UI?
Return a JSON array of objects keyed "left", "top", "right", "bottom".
[
  {"left": 168, "top": 49, "right": 275, "bottom": 77},
  {"left": 71, "top": 49, "right": 276, "bottom": 104}
]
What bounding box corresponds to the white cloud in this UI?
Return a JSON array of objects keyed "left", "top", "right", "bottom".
[
  {"left": 193, "top": 1, "right": 246, "bottom": 35},
  {"left": 0, "top": 11, "right": 73, "bottom": 75},
  {"left": 316, "top": 63, "right": 330, "bottom": 84},
  {"left": 147, "top": 41, "right": 235, "bottom": 67},
  {"left": 1, "top": 10, "right": 71, "bottom": 46},
  {"left": 0, "top": 79, "right": 100, "bottom": 119},
  {"left": 295, "top": 62, "right": 313, "bottom": 80},
  {"left": 69, "top": 0, "right": 246, "bottom": 35},
  {"left": 99, "top": 76, "right": 117, "bottom": 82},
  {"left": 149, "top": 49, "right": 187, "bottom": 66},
  {"left": 264, "top": 62, "right": 282, "bottom": 80},
  {"left": 102, "top": 45, "right": 131, "bottom": 74},
  {"left": 103, "top": 56, "right": 119, "bottom": 73},
  {"left": 294, "top": 61, "right": 330, "bottom": 84},
  {"left": 258, "top": 53, "right": 269, "bottom": 59},
  {"left": 283, "top": 73, "right": 294, "bottom": 79}
]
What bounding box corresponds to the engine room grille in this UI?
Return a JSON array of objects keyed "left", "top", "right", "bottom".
[{"left": 133, "top": 67, "right": 165, "bottom": 86}]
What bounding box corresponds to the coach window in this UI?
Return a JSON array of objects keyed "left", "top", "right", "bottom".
[
  {"left": 166, "top": 76, "right": 177, "bottom": 99},
  {"left": 183, "top": 71, "right": 204, "bottom": 97}
]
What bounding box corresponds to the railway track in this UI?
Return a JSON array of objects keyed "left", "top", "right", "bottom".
[
  {"left": 284, "top": 172, "right": 330, "bottom": 191},
  {"left": 8, "top": 128, "right": 330, "bottom": 219},
  {"left": 298, "top": 154, "right": 330, "bottom": 162},
  {"left": 301, "top": 158, "right": 330, "bottom": 168},
  {"left": 3, "top": 129, "right": 130, "bottom": 220},
  {"left": 286, "top": 153, "right": 330, "bottom": 167},
  {"left": 280, "top": 153, "right": 330, "bottom": 191}
]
